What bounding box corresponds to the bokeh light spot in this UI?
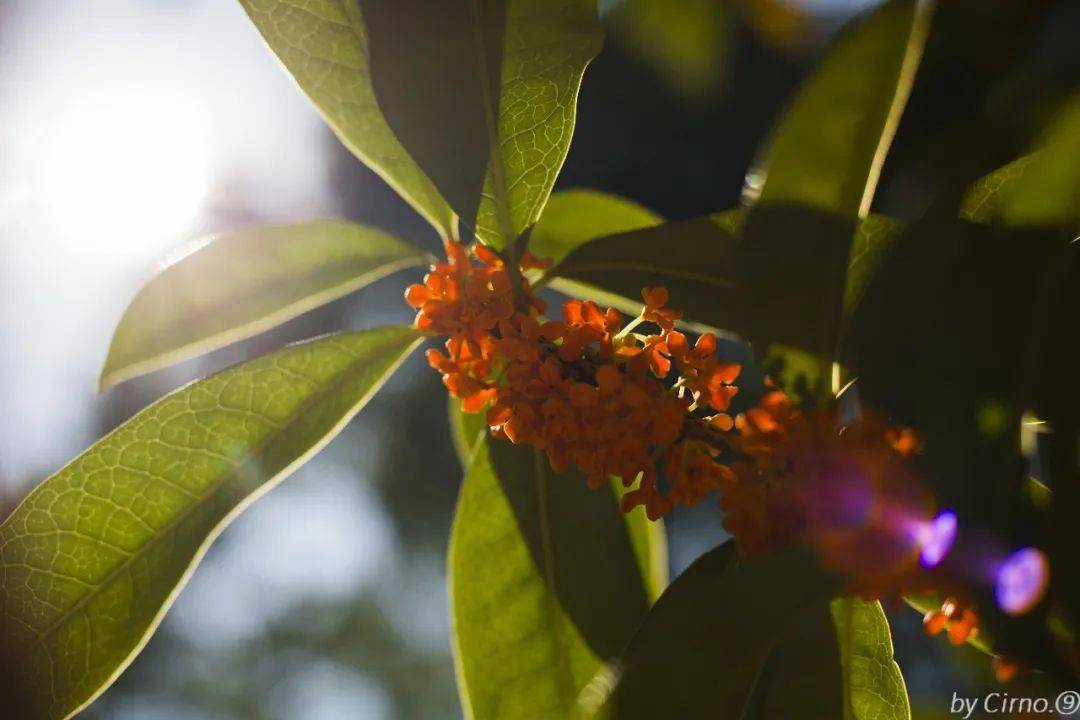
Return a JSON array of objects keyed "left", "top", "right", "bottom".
[{"left": 996, "top": 547, "right": 1050, "bottom": 616}]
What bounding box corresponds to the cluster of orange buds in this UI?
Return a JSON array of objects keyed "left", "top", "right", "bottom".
[
  {"left": 408, "top": 242, "right": 938, "bottom": 599},
  {"left": 924, "top": 596, "right": 980, "bottom": 645},
  {"left": 406, "top": 242, "right": 742, "bottom": 519},
  {"left": 711, "top": 387, "right": 939, "bottom": 598}
]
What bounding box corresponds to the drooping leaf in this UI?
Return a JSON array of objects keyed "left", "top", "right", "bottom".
[
  {"left": 101, "top": 220, "right": 431, "bottom": 390},
  {"left": 359, "top": 0, "right": 602, "bottom": 252},
  {"left": 0, "top": 326, "right": 422, "bottom": 719},
  {"left": 237, "top": 1, "right": 454, "bottom": 237},
  {"left": 601, "top": 542, "right": 843, "bottom": 719},
  {"left": 449, "top": 434, "right": 654, "bottom": 718},
  {"left": 747, "top": 0, "right": 933, "bottom": 219},
  {"left": 447, "top": 398, "right": 667, "bottom": 603},
  {"left": 831, "top": 597, "right": 911, "bottom": 720}
]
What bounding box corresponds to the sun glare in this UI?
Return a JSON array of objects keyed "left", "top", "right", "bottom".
[{"left": 35, "top": 83, "right": 211, "bottom": 248}]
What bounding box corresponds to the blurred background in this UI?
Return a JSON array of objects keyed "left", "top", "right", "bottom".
[{"left": 1, "top": 0, "right": 1078, "bottom": 717}]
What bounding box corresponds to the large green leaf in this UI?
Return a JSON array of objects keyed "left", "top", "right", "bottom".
[
  {"left": 0, "top": 326, "right": 422, "bottom": 719},
  {"left": 831, "top": 598, "right": 911, "bottom": 720},
  {"left": 237, "top": 0, "right": 454, "bottom": 237},
  {"left": 447, "top": 398, "right": 667, "bottom": 604},
  {"left": 528, "top": 190, "right": 662, "bottom": 266},
  {"left": 449, "top": 433, "right": 657, "bottom": 718},
  {"left": 748, "top": 0, "right": 933, "bottom": 219},
  {"left": 600, "top": 542, "right": 844, "bottom": 719},
  {"left": 100, "top": 220, "right": 430, "bottom": 390},
  {"left": 359, "top": 0, "right": 602, "bottom": 252}
]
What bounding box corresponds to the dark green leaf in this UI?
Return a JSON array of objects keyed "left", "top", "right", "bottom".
[
  {"left": 601, "top": 542, "right": 842, "bottom": 719},
  {"left": 100, "top": 220, "right": 430, "bottom": 390},
  {"left": 542, "top": 204, "right": 896, "bottom": 359},
  {"left": 359, "top": 0, "right": 602, "bottom": 250},
  {"left": 542, "top": 213, "right": 742, "bottom": 335},
  {"left": 450, "top": 434, "right": 655, "bottom": 718},
  {"left": 237, "top": 1, "right": 454, "bottom": 237},
  {"left": 747, "top": 0, "right": 933, "bottom": 219},
  {"left": 842, "top": 213, "right": 903, "bottom": 324},
  {"left": 0, "top": 326, "right": 422, "bottom": 719}
]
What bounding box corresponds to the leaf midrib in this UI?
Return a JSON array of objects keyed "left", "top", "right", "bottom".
[
  {"left": 10, "top": 331, "right": 420, "bottom": 654},
  {"left": 105, "top": 252, "right": 429, "bottom": 388},
  {"left": 468, "top": 0, "right": 517, "bottom": 250}
]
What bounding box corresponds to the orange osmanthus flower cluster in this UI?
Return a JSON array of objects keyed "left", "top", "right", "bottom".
[
  {"left": 406, "top": 241, "right": 740, "bottom": 520},
  {"left": 407, "top": 242, "right": 938, "bottom": 597}
]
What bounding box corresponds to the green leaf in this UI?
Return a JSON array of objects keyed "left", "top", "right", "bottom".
[
  {"left": 542, "top": 214, "right": 741, "bottom": 336},
  {"left": 237, "top": 0, "right": 454, "bottom": 237},
  {"left": 958, "top": 155, "right": 1036, "bottom": 223},
  {"left": 747, "top": 0, "right": 933, "bottom": 219},
  {"left": 600, "top": 542, "right": 843, "bottom": 719},
  {"left": 529, "top": 190, "right": 662, "bottom": 266},
  {"left": 101, "top": 220, "right": 431, "bottom": 390},
  {"left": 541, "top": 203, "right": 898, "bottom": 365},
  {"left": 831, "top": 598, "right": 911, "bottom": 720},
  {"left": 994, "top": 95, "right": 1080, "bottom": 226},
  {"left": 449, "top": 434, "right": 655, "bottom": 718},
  {"left": 447, "top": 398, "right": 667, "bottom": 604},
  {"left": 359, "top": 0, "right": 602, "bottom": 251},
  {"left": 0, "top": 326, "right": 422, "bottom": 719},
  {"left": 842, "top": 213, "right": 903, "bottom": 324}
]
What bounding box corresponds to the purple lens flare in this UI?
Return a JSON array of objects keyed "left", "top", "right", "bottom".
[
  {"left": 995, "top": 547, "right": 1050, "bottom": 616},
  {"left": 917, "top": 510, "right": 958, "bottom": 568}
]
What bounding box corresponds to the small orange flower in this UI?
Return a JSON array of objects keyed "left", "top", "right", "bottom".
[{"left": 641, "top": 287, "right": 681, "bottom": 330}]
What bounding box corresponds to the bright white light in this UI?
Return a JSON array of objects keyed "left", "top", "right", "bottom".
[{"left": 35, "top": 84, "right": 211, "bottom": 247}]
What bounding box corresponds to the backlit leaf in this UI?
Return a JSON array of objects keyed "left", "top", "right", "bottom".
[
  {"left": 447, "top": 399, "right": 667, "bottom": 602},
  {"left": 994, "top": 95, "right": 1080, "bottom": 227},
  {"left": 959, "top": 155, "right": 1035, "bottom": 223},
  {"left": 529, "top": 190, "right": 662, "bottom": 266},
  {"left": 237, "top": 0, "right": 455, "bottom": 237},
  {"left": 832, "top": 598, "right": 911, "bottom": 720},
  {"left": 748, "top": 0, "right": 933, "bottom": 219},
  {"left": 359, "top": 0, "right": 602, "bottom": 252},
  {"left": 449, "top": 434, "right": 655, "bottom": 718},
  {"left": 0, "top": 326, "right": 422, "bottom": 719},
  {"left": 101, "top": 220, "right": 430, "bottom": 390}
]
